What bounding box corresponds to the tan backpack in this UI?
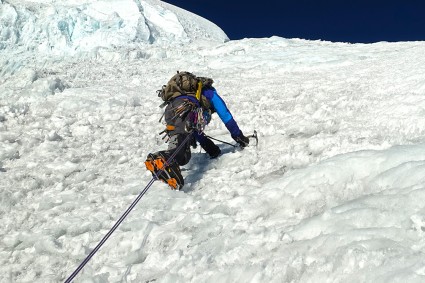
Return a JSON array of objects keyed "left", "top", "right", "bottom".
[{"left": 158, "top": 71, "right": 214, "bottom": 109}]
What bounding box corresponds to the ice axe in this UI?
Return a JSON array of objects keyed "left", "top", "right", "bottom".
[
  {"left": 249, "top": 130, "right": 258, "bottom": 147},
  {"left": 204, "top": 130, "right": 258, "bottom": 148}
]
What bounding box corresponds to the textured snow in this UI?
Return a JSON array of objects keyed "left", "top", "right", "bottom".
[{"left": 1, "top": 1, "right": 425, "bottom": 283}]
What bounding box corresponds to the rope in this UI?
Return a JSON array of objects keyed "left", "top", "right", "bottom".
[{"left": 65, "top": 133, "right": 194, "bottom": 283}]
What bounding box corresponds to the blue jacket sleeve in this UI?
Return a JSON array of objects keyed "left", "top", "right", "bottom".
[{"left": 203, "top": 87, "right": 242, "bottom": 138}]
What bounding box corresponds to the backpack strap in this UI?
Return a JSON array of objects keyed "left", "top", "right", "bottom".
[{"left": 195, "top": 81, "right": 203, "bottom": 101}]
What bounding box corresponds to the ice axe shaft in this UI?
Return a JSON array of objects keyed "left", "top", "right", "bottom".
[
  {"left": 204, "top": 135, "right": 237, "bottom": 148},
  {"left": 205, "top": 130, "right": 258, "bottom": 148}
]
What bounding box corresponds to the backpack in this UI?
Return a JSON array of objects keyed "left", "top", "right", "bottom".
[{"left": 157, "top": 71, "right": 214, "bottom": 110}]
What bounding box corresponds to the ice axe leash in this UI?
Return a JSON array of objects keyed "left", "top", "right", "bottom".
[
  {"left": 204, "top": 134, "right": 237, "bottom": 148},
  {"left": 205, "top": 130, "right": 258, "bottom": 148},
  {"left": 64, "top": 133, "right": 194, "bottom": 283}
]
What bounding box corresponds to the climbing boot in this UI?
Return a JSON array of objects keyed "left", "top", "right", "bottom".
[{"left": 145, "top": 153, "right": 184, "bottom": 190}]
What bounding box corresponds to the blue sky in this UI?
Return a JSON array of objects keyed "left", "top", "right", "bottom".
[{"left": 162, "top": 1, "right": 425, "bottom": 43}]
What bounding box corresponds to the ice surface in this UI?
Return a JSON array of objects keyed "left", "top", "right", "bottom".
[{"left": 1, "top": 1, "right": 425, "bottom": 283}]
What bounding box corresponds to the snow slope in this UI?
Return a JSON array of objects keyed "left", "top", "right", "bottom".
[{"left": 1, "top": 1, "right": 425, "bottom": 282}]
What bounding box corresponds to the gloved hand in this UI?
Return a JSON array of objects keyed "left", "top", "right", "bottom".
[{"left": 234, "top": 133, "right": 250, "bottom": 148}]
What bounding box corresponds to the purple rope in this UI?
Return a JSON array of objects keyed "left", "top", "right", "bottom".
[{"left": 65, "top": 133, "right": 194, "bottom": 283}]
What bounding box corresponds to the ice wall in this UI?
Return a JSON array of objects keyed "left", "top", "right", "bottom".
[{"left": 0, "top": 0, "right": 229, "bottom": 55}]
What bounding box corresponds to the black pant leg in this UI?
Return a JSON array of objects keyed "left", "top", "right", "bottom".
[{"left": 166, "top": 133, "right": 192, "bottom": 166}]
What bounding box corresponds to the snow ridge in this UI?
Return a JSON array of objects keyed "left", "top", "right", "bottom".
[{"left": 0, "top": 0, "right": 228, "bottom": 55}]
